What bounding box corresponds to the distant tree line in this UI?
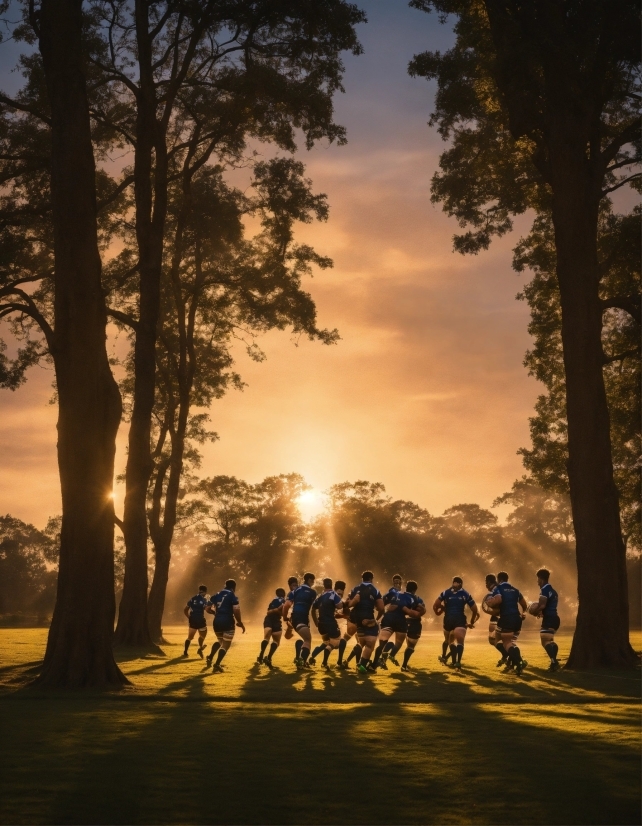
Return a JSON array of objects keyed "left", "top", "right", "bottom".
[{"left": 5, "top": 475, "right": 639, "bottom": 629}]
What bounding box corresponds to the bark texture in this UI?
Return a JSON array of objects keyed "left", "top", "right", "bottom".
[{"left": 36, "top": 0, "right": 127, "bottom": 687}]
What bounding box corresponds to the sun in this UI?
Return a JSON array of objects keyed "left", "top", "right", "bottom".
[{"left": 295, "top": 488, "right": 327, "bottom": 520}]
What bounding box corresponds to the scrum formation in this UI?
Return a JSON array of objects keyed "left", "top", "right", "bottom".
[{"left": 183, "top": 568, "right": 560, "bottom": 676}]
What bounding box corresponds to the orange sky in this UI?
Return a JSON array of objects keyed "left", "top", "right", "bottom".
[{"left": 0, "top": 4, "right": 539, "bottom": 527}]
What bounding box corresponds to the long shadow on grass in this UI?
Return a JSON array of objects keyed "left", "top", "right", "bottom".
[{"left": 7, "top": 695, "right": 634, "bottom": 826}]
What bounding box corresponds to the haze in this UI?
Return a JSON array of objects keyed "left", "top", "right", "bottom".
[{"left": 0, "top": 2, "right": 538, "bottom": 526}]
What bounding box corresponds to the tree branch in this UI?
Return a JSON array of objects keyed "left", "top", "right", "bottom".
[
  {"left": 0, "top": 93, "right": 51, "bottom": 125},
  {"left": 96, "top": 174, "right": 135, "bottom": 212},
  {"left": 601, "top": 294, "right": 641, "bottom": 325},
  {"left": 602, "top": 347, "right": 639, "bottom": 366},
  {"left": 107, "top": 307, "right": 139, "bottom": 331}
]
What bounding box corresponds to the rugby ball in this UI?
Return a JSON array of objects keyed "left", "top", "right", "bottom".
[
  {"left": 481, "top": 595, "right": 496, "bottom": 615},
  {"left": 527, "top": 601, "right": 540, "bottom": 616}
]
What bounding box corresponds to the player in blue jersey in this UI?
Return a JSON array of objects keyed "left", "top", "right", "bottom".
[
  {"left": 486, "top": 571, "right": 529, "bottom": 675},
  {"left": 401, "top": 582, "right": 426, "bottom": 671},
  {"left": 283, "top": 572, "right": 317, "bottom": 667},
  {"left": 481, "top": 573, "right": 507, "bottom": 664},
  {"left": 258, "top": 588, "right": 286, "bottom": 668},
  {"left": 336, "top": 600, "right": 361, "bottom": 669},
  {"left": 205, "top": 579, "right": 245, "bottom": 672},
  {"left": 347, "top": 571, "right": 385, "bottom": 673},
  {"left": 533, "top": 568, "right": 561, "bottom": 671},
  {"left": 372, "top": 575, "right": 408, "bottom": 669},
  {"left": 310, "top": 579, "right": 346, "bottom": 667},
  {"left": 433, "top": 576, "right": 479, "bottom": 670},
  {"left": 182, "top": 585, "right": 209, "bottom": 658}
]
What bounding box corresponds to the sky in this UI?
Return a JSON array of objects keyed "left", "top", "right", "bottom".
[{"left": 0, "top": 1, "right": 541, "bottom": 527}]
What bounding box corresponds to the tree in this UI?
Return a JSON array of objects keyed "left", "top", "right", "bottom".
[
  {"left": 514, "top": 207, "right": 641, "bottom": 552},
  {"left": 0, "top": 514, "right": 58, "bottom": 617},
  {"left": 87, "top": 0, "right": 365, "bottom": 648},
  {"left": 130, "top": 158, "right": 336, "bottom": 642},
  {"left": 409, "top": 0, "right": 640, "bottom": 667},
  {"left": 0, "top": 0, "right": 127, "bottom": 686}
]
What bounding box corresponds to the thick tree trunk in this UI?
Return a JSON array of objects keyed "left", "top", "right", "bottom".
[
  {"left": 147, "top": 539, "right": 172, "bottom": 644},
  {"left": 36, "top": 0, "right": 127, "bottom": 687},
  {"left": 550, "top": 136, "right": 637, "bottom": 669},
  {"left": 114, "top": 0, "right": 167, "bottom": 650}
]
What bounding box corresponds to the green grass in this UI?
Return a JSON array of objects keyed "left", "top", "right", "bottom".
[{"left": 0, "top": 627, "right": 640, "bottom": 825}]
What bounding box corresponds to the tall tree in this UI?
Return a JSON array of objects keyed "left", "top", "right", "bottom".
[
  {"left": 88, "top": 0, "right": 365, "bottom": 648},
  {"left": 0, "top": 0, "right": 126, "bottom": 685},
  {"left": 409, "top": 0, "right": 640, "bottom": 667}
]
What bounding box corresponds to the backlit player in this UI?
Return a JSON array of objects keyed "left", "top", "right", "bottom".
[
  {"left": 486, "top": 571, "right": 529, "bottom": 675},
  {"left": 206, "top": 579, "right": 245, "bottom": 672},
  {"left": 258, "top": 588, "right": 286, "bottom": 668},
  {"left": 182, "top": 585, "right": 208, "bottom": 658},
  {"left": 433, "top": 576, "right": 479, "bottom": 670}
]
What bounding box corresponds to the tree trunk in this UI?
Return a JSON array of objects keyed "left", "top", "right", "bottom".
[
  {"left": 36, "top": 0, "right": 128, "bottom": 687},
  {"left": 114, "top": 0, "right": 167, "bottom": 650},
  {"left": 549, "top": 132, "right": 637, "bottom": 669},
  {"left": 147, "top": 539, "right": 172, "bottom": 645}
]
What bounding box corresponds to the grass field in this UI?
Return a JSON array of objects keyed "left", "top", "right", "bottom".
[{"left": 0, "top": 625, "right": 640, "bottom": 825}]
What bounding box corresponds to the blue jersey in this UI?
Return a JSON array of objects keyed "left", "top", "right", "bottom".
[
  {"left": 439, "top": 587, "right": 475, "bottom": 617},
  {"left": 289, "top": 584, "right": 316, "bottom": 619},
  {"left": 383, "top": 586, "right": 401, "bottom": 606},
  {"left": 389, "top": 590, "right": 414, "bottom": 616},
  {"left": 208, "top": 588, "right": 239, "bottom": 620},
  {"left": 313, "top": 590, "right": 343, "bottom": 621},
  {"left": 267, "top": 596, "right": 284, "bottom": 613},
  {"left": 492, "top": 582, "right": 522, "bottom": 618},
  {"left": 540, "top": 583, "right": 558, "bottom": 618},
  {"left": 187, "top": 593, "right": 208, "bottom": 619},
  {"left": 406, "top": 594, "right": 424, "bottom": 627},
  {"left": 349, "top": 582, "right": 382, "bottom": 621}
]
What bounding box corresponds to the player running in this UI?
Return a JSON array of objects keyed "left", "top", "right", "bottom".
[
  {"left": 481, "top": 573, "right": 506, "bottom": 663},
  {"left": 400, "top": 581, "right": 425, "bottom": 671},
  {"left": 347, "top": 571, "right": 385, "bottom": 673},
  {"left": 205, "top": 579, "right": 245, "bottom": 672},
  {"left": 486, "top": 571, "right": 529, "bottom": 675},
  {"left": 283, "top": 572, "right": 317, "bottom": 667},
  {"left": 310, "top": 579, "right": 346, "bottom": 667},
  {"left": 258, "top": 588, "right": 286, "bottom": 668},
  {"left": 433, "top": 576, "right": 479, "bottom": 671},
  {"left": 373, "top": 575, "right": 408, "bottom": 669},
  {"left": 533, "top": 568, "right": 561, "bottom": 671},
  {"left": 182, "top": 585, "right": 209, "bottom": 658}
]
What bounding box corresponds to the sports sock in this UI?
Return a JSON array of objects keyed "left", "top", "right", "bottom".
[
  {"left": 496, "top": 642, "right": 507, "bottom": 657},
  {"left": 295, "top": 639, "right": 303, "bottom": 659},
  {"left": 545, "top": 641, "right": 559, "bottom": 662},
  {"left": 268, "top": 642, "right": 278, "bottom": 659},
  {"left": 347, "top": 643, "right": 362, "bottom": 663},
  {"left": 311, "top": 644, "right": 326, "bottom": 660},
  {"left": 391, "top": 643, "right": 402, "bottom": 657},
  {"left": 383, "top": 641, "right": 395, "bottom": 654},
  {"left": 209, "top": 642, "right": 220, "bottom": 659},
  {"left": 456, "top": 643, "right": 464, "bottom": 663},
  {"left": 337, "top": 638, "right": 347, "bottom": 663},
  {"left": 403, "top": 647, "right": 415, "bottom": 667},
  {"left": 323, "top": 645, "right": 332, "bottom": 666},
  {"left": 301, "top": 646, "right": 310, "bottom": 662},
  {"left": 215, "top": 647, "right": 227, "bottom": 665},
  {"left": 184, "top": 640, "right": 191, "bottom": 654},
  {"left": 449, "top": 643, "right": 457, "bottom": 662},
  {"left": 372, "top": 642, "right": 385, "bottom": 667},
  {"left": 509, "top": 645, "right": 521, "bottom": 666},
  {"left": 441, "top": 641, "right": 448, "bottom": 658},
  {"left": 259, "top": 640, "right": 268, "bottom": 658},
  {"left": 358, "top": 655, "right": 371, "bottom": 667}
]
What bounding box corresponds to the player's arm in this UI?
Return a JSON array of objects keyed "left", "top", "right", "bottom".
[
  {"left": 468, "top": 601, "right": 480, "bottom": 627},
  {"left": 518, "top": 594, "right": 529, "bottom": 616},
  {"left": 536, "top": 594, "right": 547, "bottom": 615},
  {"left": 375, "top": 597, "right": 385, "bottom": 615},
  {"left": 233, "top": 604, "right": 245, "bottom": 633},
  {"left": 183, "top": 604, "right": 191, "bottom": 618},
  {"left": 282, "top": 598, "right": 293, "bottom": 619},
  {"left": 347, "top": 593, "right": 360, "bottom": 608},
  {"left": 432, "top": 597, "right": 444, "bottom": 615},
  {"left": 403, "top": 606, "right": 420, "bottom": 617},
  {"left": 311, "top": 606, "right": 319, "bottom": 627},
  {"left": 486, "top": 593, "right": 501, "bottom": 608}
]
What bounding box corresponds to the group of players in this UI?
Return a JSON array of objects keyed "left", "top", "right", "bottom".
[{"left": 183, "top": 567, "right": 561, "bottom": 676}]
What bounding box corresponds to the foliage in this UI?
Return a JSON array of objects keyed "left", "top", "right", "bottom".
[{"left": 0, "top": 514, "right": 59, "bottom": 616}]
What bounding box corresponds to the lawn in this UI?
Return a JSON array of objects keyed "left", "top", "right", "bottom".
[{"left": 0, "top": 626, "right": 640, "bottom": 825}]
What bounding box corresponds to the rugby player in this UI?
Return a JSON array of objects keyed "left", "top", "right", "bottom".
[
  {"left": 310, "top": 579, "right": 346, "bottom": 667},
  {"left": 372, "top": 575, "right": 408, "bottom": 669},
  {"left": 486, "top": 571, "right": 529, "bottom": 675},
  {"left": 283, "top": 572, "right": 317, "bottom": 667},
  {"left": 401, "top": 581, "right": 425, "bottom": 671},
  {"left": 258, "top": 587, "right": 286, "bottom": 668},
  {"left": 347, "top": 571, "right": 385, "bottom": 673},
  {"left": 205, "top": 579, "right": 245, "bottom": 672},
  {"left": 533, "top": 568, "right": 561, "bottom": 671},
  {"left": 182, "top": 585, "right": 208, "bottom": 658},
  {"left": 481, "top": 573, "right": 508, "bottom": 665},
  {"left": 433, "top": 576, "right": 479, "bottom": 671}
]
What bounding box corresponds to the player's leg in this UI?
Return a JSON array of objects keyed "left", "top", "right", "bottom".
[
  {"left": 213, "top": 628, "right": 235, "bottom": 672},
  {"left": 310, "top": 633, "right": 329, "bottom": 665},
  {"left": 344, "top": 623, "right": 362, "bottom": 668},
  {"left": 258, "top": 627, "right": 272, "bottom": 663},
  {"left": 196, "top": 626, "right": 207, "bottom": 657},
  {"left": 439, "top": 628, "right": 450, "bottom": 664},
  {"left": 265, "top": 631, "right": 282, "bottom": 668},
  {"left": 501, "top": 627, "right": 524, "bottom": 674},
  {"left": 372, "top": 627, "right": 392, "bottom": 669},
  {"left": 494, "top": 624, "right": 509, "bottom": 666},
  {"left": 297, "top": 624, "right": 312, "bottom": 666},
  {"left": 357, "top": 628, "right": 378, "bottom": 672},
  {"left": 385, "top": 630, "right": 406, "bottom": 665},
  {"left": 452, "top": 626, "right": 467, "bottom": 669},
  {"left": 541, "top": 622, "right": 560, "bottom": 670},
  {"left": 401, "top": 637, "right": 417, "bottom": 671},
  {"left": 323, "top": 634, "right": 342, "bottom": 667},
  {"left": 183, "top": 625, "right": 197, "bottom": 656}
]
